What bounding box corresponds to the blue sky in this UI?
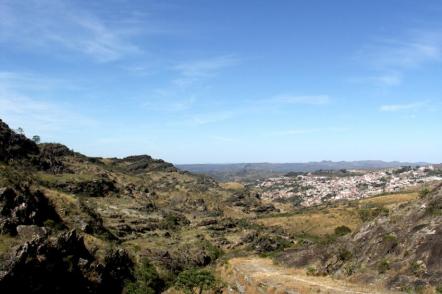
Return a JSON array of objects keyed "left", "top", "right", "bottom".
[{"left": 0, "top": 0, "right": 441, "bottom": 164}]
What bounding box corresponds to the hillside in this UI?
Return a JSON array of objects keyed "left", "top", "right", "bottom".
[
  {"left": 0, "top": 119, "right": 279, "bottom": 293},
  {"left": 273, "top": 184, "right": 442, "bottom": 292},
  {"left": 1, "top": 118, "right": 441, "bottom": 293}
]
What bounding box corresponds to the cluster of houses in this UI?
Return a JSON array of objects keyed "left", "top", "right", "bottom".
[{"left": 256, "top": 165, "right": 442, "bottom": 206}]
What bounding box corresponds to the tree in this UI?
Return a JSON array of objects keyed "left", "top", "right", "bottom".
[
  {"left": 15, "top": 127, "right": 24, "bottom": 134},
  {"left": 125, "top": 258, "right": 164, "bottom": 294},
  {"left": 32, "top": 135, "right": 41, "bottom": 144},
  {"left": 175, "top": 269, "right": 217, "bottom": 294},
  {"left": 334, "top": 225, "right": 352, "bottom": 236}
]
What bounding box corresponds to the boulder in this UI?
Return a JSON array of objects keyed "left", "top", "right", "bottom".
[
  {"left": 0, "top": 187, "right": 62, "bottom": 235},
  {"left": 0, "top": 230, "right": 133, "bottom": 294}
]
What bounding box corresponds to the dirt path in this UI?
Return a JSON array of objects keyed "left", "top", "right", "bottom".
[{"left": 220, "top": 257, "right": 398, "bottom": 294}]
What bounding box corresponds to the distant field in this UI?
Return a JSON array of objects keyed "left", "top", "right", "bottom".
[
  {"left": 220, "top": 182, "right": 245, "bottom": 190},
  {"left": 256, "top": 207, "right": 361, "bottom": 236},
  {"left": 358, "top": 192, "right": 418, "bottom": 207},
  {"left": 256, "top": 191, "right": 419, "bottom": 237}
]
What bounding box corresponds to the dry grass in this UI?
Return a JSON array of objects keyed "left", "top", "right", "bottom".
[
  {"left": 220, "top": 182, "right": 244, "bottom": 190},
  {"left": 0, "top": 234, "right": 20, "bottom": 255},
  {"left": 358, "top": 192, "right": 418, "bottom": 207},
  {"left": 255, "top": 192, "right": 419, "bottom": 237},
  {"left": 256, "top": 207, "right": 361, "bottom": 236}
]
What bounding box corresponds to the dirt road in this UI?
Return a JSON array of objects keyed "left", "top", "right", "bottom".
[{"left": 220, "top": 257, "right": 399, "bottom": 294}]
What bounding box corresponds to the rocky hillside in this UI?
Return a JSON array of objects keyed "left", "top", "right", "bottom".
[
  {"left": 1, "top": 118, "right": 441, "bottom": 293},
  {"left": 276, "top": 184, "right": 442, "bottom": 293},
  {"left": 0, "top": 119, "right": 280, "bottom": 293}
]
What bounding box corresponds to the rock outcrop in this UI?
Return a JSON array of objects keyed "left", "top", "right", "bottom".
[
  {"left": 113, "top": 155, "right": 177, "bottom": 173},
  {"left": 33, "top": 143, "right": 75, "bottom": 173},
  {"left": 0, "top": 230, "right": 133, "bottom": 294},
  {"left": 0, "top": 187, "right": 62, "bottom": 235},
  {"left": 277, "top": 184, "right": 442, "bottom": 291},
  {"left": 0, "top": 119, "right": 39, "bottom": 162}
]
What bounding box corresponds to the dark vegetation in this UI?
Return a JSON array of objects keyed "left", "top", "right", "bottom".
[
  {"left": 1, "top": 118, "right": 441, "bottom": 293},
  {"left": 0, "top": 119, "right": 286, "bottom": 293}
]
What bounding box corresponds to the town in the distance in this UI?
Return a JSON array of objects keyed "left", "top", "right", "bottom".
[{"left": 255, "top": 165, "right": 442, "bottom": 206}]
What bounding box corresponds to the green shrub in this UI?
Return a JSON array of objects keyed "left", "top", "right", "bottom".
[
  {"left": 419, "top": 188, "right": 430, "bottom": 199},
  {"left": 126, "top": 258, "right": 164, "bottom": 294},
  {"left": 174, "top": 269, "right": 218, "bottom": 294},
  {"left": 338, "top": 248, "right": 352, "bottom": 261},
  {"left": 306, "top": 266, "right": 316, "bottom": 276},
  {"left": 358, "top": 205, "right": 389, "bottom": 222},
  {"left": 378, "top": 259, "right": 390, "bottom": 274},
  {"left": 334, "top": 225, "right": 351, "bottom": 236},
  {"left": 426, "top": 199, "right": 442, "bottom": 216},
  {"left": 383, "top": 234, "right": 398, "bottom": 245},
  {"left": 343, "top": 263, "right": 357, "bottom": 276},
  {"left": 202, "top": 240, "right": 224, "bottom": 261}
]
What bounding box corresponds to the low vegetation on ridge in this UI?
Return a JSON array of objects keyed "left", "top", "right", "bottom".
[{"left": 1, "top": 119, "right": 441, "bottom": 293}]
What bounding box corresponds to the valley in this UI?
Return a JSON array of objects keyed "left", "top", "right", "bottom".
[{"left": 1, "top": 119, "right": 441, "bottom": 293}]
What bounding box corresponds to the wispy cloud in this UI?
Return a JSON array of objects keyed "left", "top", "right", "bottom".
[
  {"left": 142, "top": 55, "right": 240, "bottom": 115},
  {"left": 270, "top": 94, "right": 331, "bottom": 106},
  {"left": 379, "top": 101, "right": 427, "bottom": 112},
  {"left": 0, "top": 71, "right": 96, "bottom": 136},
  {"left": 356, "top": 29, "right": 442, "bottom": 86},
  {"left": 367, "top": 34, "right": 442, "bottom": 69},
  {"left": 269, "top": 127, "right": 349, "bottom": 136},
  {"left": 0, "top": 0, "right": 142, "bottom": 62},
  {"left": 349, "top": 72, "right": 402, "bottom": 86},
  {"left": 210, "top": 135, "right": 235, "bottom": 142},
  {"left": 173, "top": 55, "right": 239, "bottom": 87},
  {"left": 190, "top": 111, "right": 235, "bottom": 126}
]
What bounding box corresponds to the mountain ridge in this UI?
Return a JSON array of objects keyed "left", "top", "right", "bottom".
[{"left": 178, "top": 160, "right": 430, "bottom": 182}]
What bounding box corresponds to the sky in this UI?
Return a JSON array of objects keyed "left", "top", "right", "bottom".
[{"left": 0, "top": 0, "right": 441, "bottom": 164}]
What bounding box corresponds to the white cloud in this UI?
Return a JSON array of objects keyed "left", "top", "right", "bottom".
[
  {"left": 269, "top": 94, "right": 331, "bottom": 106},
  {"left": 144, "top": 96, "right": 197, "bottom": 112},
  {"left": 0, "top": 72, "right": 97, "bottom": 136},
  {"left": 190, "top": 111, "right": 235, "bottom": 126},
  {"left": 272, "top": 128, "right": 320, "bottom": 135},
  {"left": 360, "top": 30, "right": 442, "bottom": 70},
  {"left": 0, "top": 0, "right": 142, "bottom": 62},
  {"left": 173, "top": 55, "right": 239, "bottom": 87},
  {"left": 379, "top": 102, "right": 426, "bottom": 112},
  {"left": 269, "top": 127, "right": 349, "bottom": 136},
  {"left": 357, "top": 29, "right": 442, "bottom": 86},
  {"left": 210, "top": 135, "right": 235, "bottom": 142}
]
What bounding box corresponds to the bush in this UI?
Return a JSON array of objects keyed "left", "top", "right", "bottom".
[
  {"left": 419, "top": 188, "right": 430, "bottom": 199},
  {"left": 382, "top": 234, "right": 398, "bottom": 254},
  {"left": 174, "top": 269, "right": 218, "bottom": 294},
  {"left": 202, "top": 240, "right": 224, "bottom": 261},
  {"left": 334, "top": 225, "right": 351, "bottom": 236},
  {"left": 126, "top": 259, "right": 164, "bottom": 294},
  {"left": 378, "top": 259, "right": 390, "bottom": 274},
  {"left": 426, "top": 198, "right": 442, "bottom": 216},
  {"left": 338, "top": 248, "right": 352, "bottom": 261},
  {"left": 358, "top": 205, "right": 389, "bottom": 222},
  {"left": 306, "top": 266, "right": 316, "bottom": 276}
]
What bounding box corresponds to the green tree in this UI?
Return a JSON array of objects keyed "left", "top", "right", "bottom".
[
  {"left": 175, "top": 269, "right": 217, "bottom": 294},
  {"left": 15, "top": 127, "right": 24, "bottom": 134},
  {"left": 32, "top": 135, "right": 41, "bottom": 144},
  {"left": 126, "top": 258, "right": 164, "bottom": 294},
  {"left": 334, "top": 225, "right": 352, "bottom": 236}
]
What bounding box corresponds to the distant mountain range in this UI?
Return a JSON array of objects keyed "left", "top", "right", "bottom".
[{"left": 177, "top": 160, "right": 430, "bottom": 182}]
